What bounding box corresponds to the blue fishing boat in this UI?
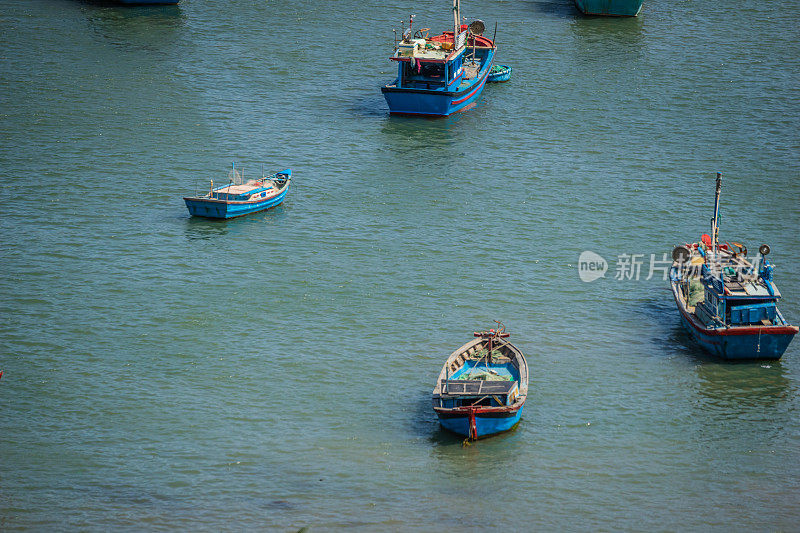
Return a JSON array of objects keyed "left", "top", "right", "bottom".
[
  {"left": 487, "top": 64, "right": 512, "bottom": 83},
  {"left": 575, "top": 0, "right": 643, "bottom": 16},
  {"left": 381, "top": 1, "right": 497, "bottom": 116},
  {"left": 184, "top": 165, "right": 291, "bottom": 219},
  {"left": 432, "top": 323, "right": 528, "bottom": 440},
  {"left": 669, "top": 173, "right": 797, "bottom": 360}
]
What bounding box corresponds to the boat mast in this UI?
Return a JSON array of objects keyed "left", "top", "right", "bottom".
[
  {"left": 453, "top": 0, "right": 460, "bottom": 47},
  {"left": 711, "top": 172, "right": 722, "bottom": 254}
]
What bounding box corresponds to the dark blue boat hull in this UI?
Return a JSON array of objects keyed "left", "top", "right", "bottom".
[{"left": 677, "top": 309, "right": 796, "bottom": 361}]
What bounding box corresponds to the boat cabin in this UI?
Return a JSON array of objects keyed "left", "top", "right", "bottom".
[
  {"left": 692, "top": 252, "right": 782, "bottom": 328},
  {"left": 389, "top": 28, "right": 494, "bottom": 91},
  {"left": 391, "top": 42, "right": 465, "bottom": 90}
]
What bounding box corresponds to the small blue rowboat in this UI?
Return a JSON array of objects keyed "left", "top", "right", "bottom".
[
  {"left": 487, "top": 64, "right": 512, "bottom": 82},
  {"left": 433, "top": 323, "right": 528, "bottom": 441},
  {"left": 184, "top": 165, "right": 291, "bottom": 219}
]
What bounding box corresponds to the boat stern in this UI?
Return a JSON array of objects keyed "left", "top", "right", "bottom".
[
  {"left": 184, "top": 197, "right": 229, "bottom": 219},
  {"left": 381, "top": 86, "right": 454, "bottom": 116},
  {"left": 435, "top": 405, "right": 524, "bottom": 439}
]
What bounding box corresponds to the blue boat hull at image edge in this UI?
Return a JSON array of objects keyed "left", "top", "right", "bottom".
[
  {"left": 184, "top": 188, "right": 288, "bottom": 219},
  {"left": 437, "top": 406, "right": 523, "bottom": 438},
  {"left": 575, "top": 0, "right": 643, "bottom": 16}
]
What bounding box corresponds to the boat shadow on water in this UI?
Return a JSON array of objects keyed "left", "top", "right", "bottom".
[
  {"left": 639, "top": 296, "right": 706, "bottom": 359},
  {"left": 568, "top": 11, "right": 645, "bottom": 50},
  {"left": 640, "top": 299, "right": 794, "bottom": 425},
  {"left": 73, "top": 0, "right": 181, "bottom": 15},
  {"left": 350, "top": 94, "right": 394, "bottom": 119},
  {"left": 75, "top": 0, "right": 184, "bottom": 52},
  {"left": 182, "top": 204, "right": 287, "bottom": 241}
]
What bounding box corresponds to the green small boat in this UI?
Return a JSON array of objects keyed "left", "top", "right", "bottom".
[{"left": 487, "top": 64, "right": 512, "bottom": 83}]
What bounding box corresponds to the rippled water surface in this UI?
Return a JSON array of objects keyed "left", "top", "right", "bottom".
[{"left": 1, "top": 0, "right": 799, "bottom": 530}]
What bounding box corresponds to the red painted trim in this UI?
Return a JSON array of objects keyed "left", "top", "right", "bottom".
[
  {"left": 434, "top": 402, "right": 523, "bottom": 416},
  {"left": 390, "top": 56, "right": 447, "bottom": 64},
  {"left": 388, "top": 112, "right": 449, "bottom": 117},
  {"left": 184, "top": 194, "right": 280, "bottom": 205},
  {"left": 451, "top": 69, "right": 488, "bottom": 105},
  {"left": 468, "top": 409, "right": 477, "bottom": 440}
]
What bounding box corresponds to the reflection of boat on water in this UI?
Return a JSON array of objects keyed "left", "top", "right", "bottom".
[
  {"left": 669, "top": 173, "right": 797, "bottom": 361},
  {"left": 432, "top": 323, "right": 528, "bottom": 441},
  {"left": 575, "top": 0, "right": 643, "bottom": 17},
  {"left": 696, "top": 362, "right": 791, "bottom": 411},
  {"left": 184, "top": 164, "right": 291, "bottom": 219},
  {"left": 381, "top": 0, "right": 497, "bottom": 116}
]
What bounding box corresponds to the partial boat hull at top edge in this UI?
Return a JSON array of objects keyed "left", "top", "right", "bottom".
[{"left": 575, "top": 0, "right": 643, "bottom": 16}]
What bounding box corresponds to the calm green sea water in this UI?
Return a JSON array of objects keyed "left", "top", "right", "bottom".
[{"left": 1, "top": 0, "right": 799, "bottom": 530}]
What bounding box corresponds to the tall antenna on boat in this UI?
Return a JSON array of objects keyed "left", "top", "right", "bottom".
[
  {"left": 453, "top": 0, "right": 461, "bottom": 47},
  {"left": 711, "top": 172, "right": 722, "bottom": 254}
]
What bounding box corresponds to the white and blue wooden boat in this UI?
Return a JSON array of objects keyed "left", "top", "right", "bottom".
[
  {"left": 669, "top": 173, "right": 797, "bottom": 360},
  {"left": 487, "top": 64, "right": 512, "bottom": 83},
  {"left": 575, "top": 0, "right": 643, "bottom": 16},
  {"left": 183, "top": 165, "right": 291, "bottom": 219},
  {"left": 432, "top": 324, "right": 528, "bottom": 440},
  {"left": 381, "top": 1, "right": 497, "bottom": 116}
]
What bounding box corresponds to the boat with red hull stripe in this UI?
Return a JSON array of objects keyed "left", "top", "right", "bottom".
[
  {"left": 668, "top": 173, "right": 797, "bottom": 360},
  {"left": 381, "top": 1, "right": 499, "bottom": 116},
  {"left": 432, "top": 323, "right": 528, "bottom": 440}
]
